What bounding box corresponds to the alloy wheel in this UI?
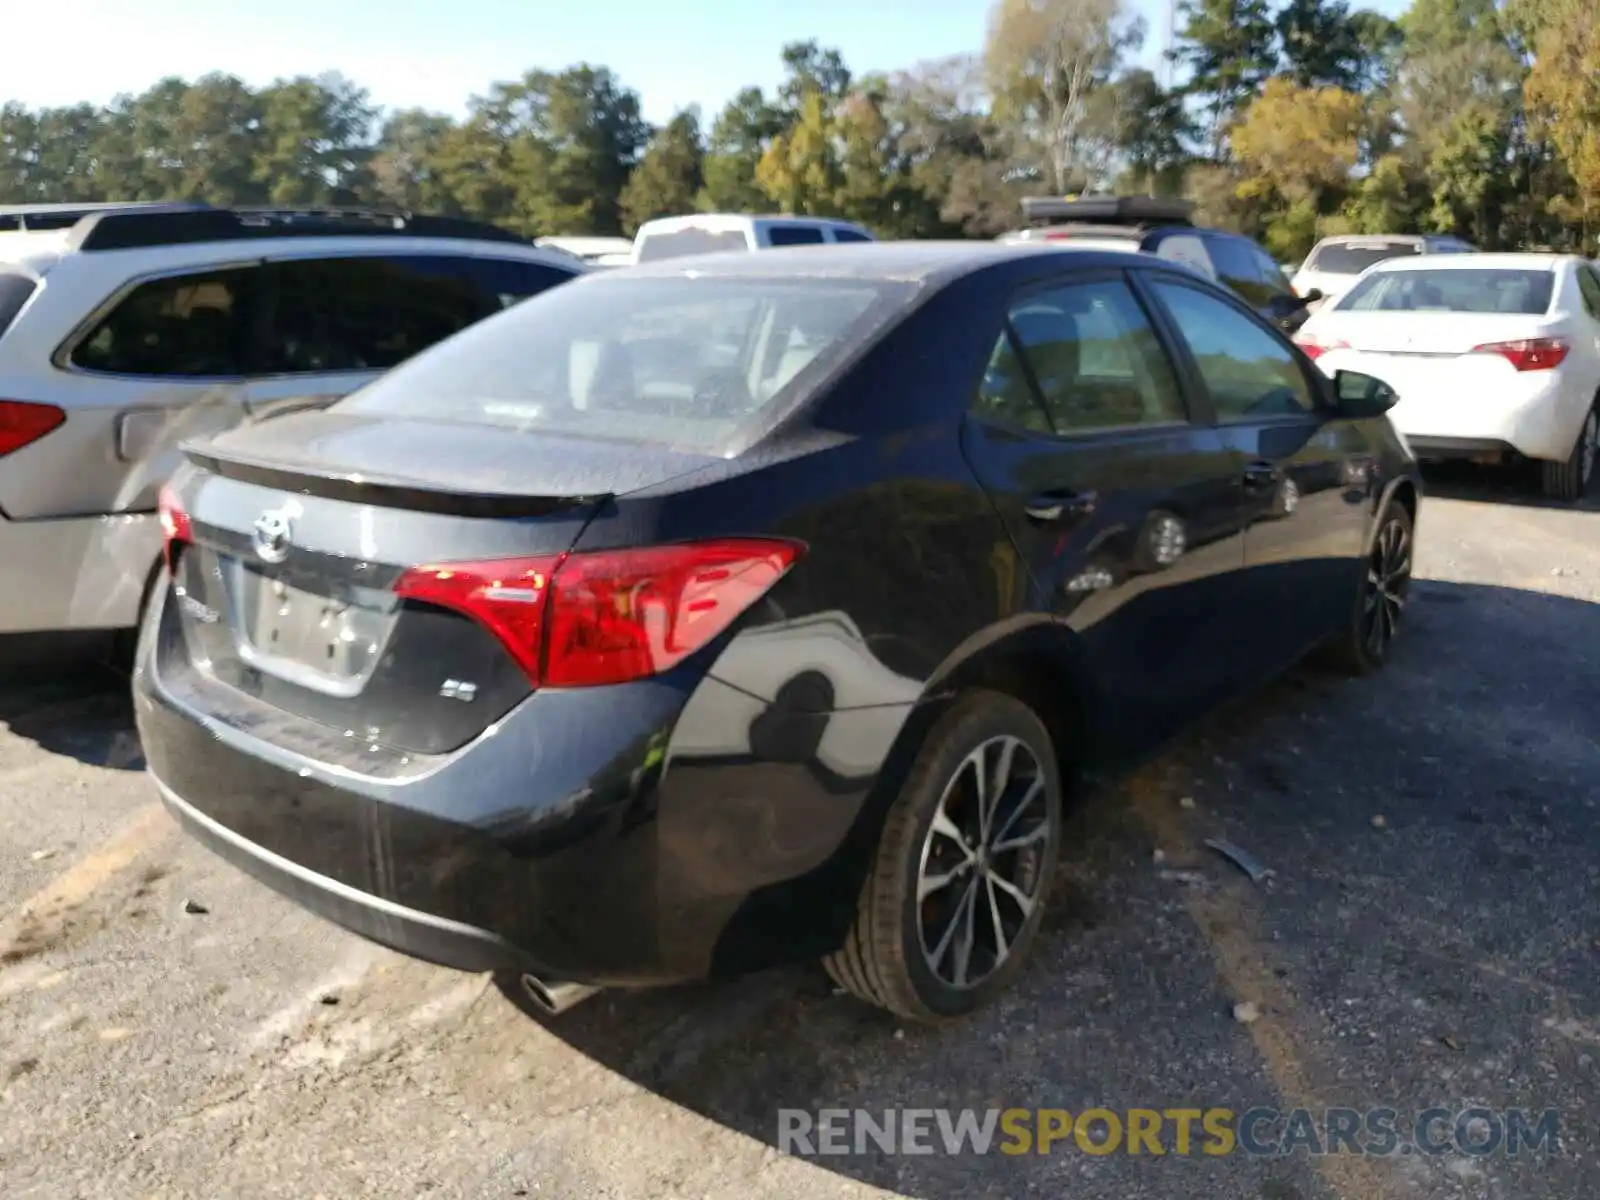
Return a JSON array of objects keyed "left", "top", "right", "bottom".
[
  {"left": 915, "top": 734, "right": 1051, "bottom": 990},
  {"left": 1581, "top": 409, "right": 1598, "bottom": 486},
  {"left": 1363, "top": 515, "right": 1411, "bottom": 658}
]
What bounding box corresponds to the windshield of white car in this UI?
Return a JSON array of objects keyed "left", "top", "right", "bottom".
[
  {"left": 335, "top": 275, "right": 911, "bottom": 453},
  {"left": 1335, "top": 268, "right": 1556, "bottom": 316},
  {"left": 1306, "top": 242, "right": 1421, "bottom": 275}
]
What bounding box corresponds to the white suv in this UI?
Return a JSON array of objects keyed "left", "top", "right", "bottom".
[
  {"left": 0, "top": 204, "right": 585, "bottom": 642},
  {"left": 630, "top": 213, "right": 875, "bottom": 264}
]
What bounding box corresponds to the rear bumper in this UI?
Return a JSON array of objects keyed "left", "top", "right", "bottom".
[
  {"left": 155, "top": 776, "right": 532, "bottom": 974},
  {"left": 0, "top": 511, "right": 159, "bottom": 634},
  {"left": 134, "top": 575, "right": 908, "bottom": 985}
]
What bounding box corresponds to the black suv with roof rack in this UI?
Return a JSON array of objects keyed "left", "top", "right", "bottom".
[{"left": 998, "top": 196, "right": 1319, "bottom": 333}]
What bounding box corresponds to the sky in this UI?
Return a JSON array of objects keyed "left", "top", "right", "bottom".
[{"left": 10, "top": 0, "right": 1410, "bottom": 127}]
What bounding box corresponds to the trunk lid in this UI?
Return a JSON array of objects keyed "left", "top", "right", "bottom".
[
  {"left": 163, "top": 411, "right": 721, "bottom": 754},
  {"left": 1317, "top": 312, "right": 1562, "bottom": 358}
]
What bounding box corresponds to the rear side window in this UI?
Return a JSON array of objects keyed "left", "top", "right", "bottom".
[
  {"left": 70, "top": 267, "right": 255, "bottom": 377},
  {"left": 0, "top": 271, "right": 39, "bottom": 339},
  {"left": 337, "top": 276, "right": 913, "bottom": 453},
  {"left": 980, "top": 279, "right": 1186, "bottom": 434},
  {"left": 1307, "top": 241, "right": 1420, "bottom": 275},
  {"left": 832, "top": 229, "right": 873, "bottom": 243},
  {"left": 1578, "top": 267, "right": 1600, "bottom": 319},
  {"left": 257, "top": 256, "right": 498, "bottom": 375},
  {"left": 635, "top": 228, "right": 750, "bottom": 262},
  {"left": 1153, "top": 233, "right": 1217, "bottom": 281},
  {"left": 1337, "top": 268, "right": 1555, "bottom": 315},
  {"left": 767, "top": 226, "right": 826, "bottom": 246}
]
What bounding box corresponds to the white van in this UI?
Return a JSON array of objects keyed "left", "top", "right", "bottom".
[{"left": 631, "top": 213, "right": 875, "bottom": 264}]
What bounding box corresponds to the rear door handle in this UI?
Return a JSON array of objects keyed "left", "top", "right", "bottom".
[
  {"left": 1024, "top": 490, "right": 1097, "bottom": 523},
  {"left": 1241, "top": 462, "right": 1280, "bottom": 490}
]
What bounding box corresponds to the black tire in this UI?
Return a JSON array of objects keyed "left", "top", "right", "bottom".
[
  {"left": 1323, "top": 500, "right": 1413, "bottom": 676},
  {"left": 1540, "top": 404, "right": 1599, "bottom": 502},
  {"left": 823, "top": 690, "right": 1062, "bottom": 1022}
]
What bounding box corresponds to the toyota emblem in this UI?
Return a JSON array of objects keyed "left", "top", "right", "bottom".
[{"left": 252, "top": 508, "right": 294, "bottom": 564}]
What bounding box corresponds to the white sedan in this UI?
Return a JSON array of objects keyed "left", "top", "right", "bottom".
[{"left": 1294, "top": 252, "right": 1600, "bottom": 500}]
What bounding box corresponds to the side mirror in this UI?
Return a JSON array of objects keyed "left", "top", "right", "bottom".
[
  {"left": 1301, "top": 287, "right": 1324, "bottom": 304},
  {"left": 1332, "top": 370, "right": 1398, "bottom": 417}
]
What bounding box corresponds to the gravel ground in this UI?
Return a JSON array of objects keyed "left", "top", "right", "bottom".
[{"left": 0, "top": 464, "right": 1596, "bottom": 1200}]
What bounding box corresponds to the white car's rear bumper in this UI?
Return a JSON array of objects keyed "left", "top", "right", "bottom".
[
  {"left": 1317, "top": 349, "right": 1590, "bottom": 464},
  {"left": 0, "top": 511, "right": 159, "bottom": 634}
]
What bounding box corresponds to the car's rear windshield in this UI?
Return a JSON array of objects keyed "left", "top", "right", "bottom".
[
  {"left": 1336, "top": 268, "right": 1556, "bottom": 315},
  {"left": 634, "top": 228, "right": 751, "bottom": 263},
  {"left": 336, "top": 275, "right": 914, "bottom": 453},
  {"left": 0, "top": 269, "right": 39, "bottom": 338},
  {"left": 1307, "top": 241, "right": 1421, "bottom": 275}
]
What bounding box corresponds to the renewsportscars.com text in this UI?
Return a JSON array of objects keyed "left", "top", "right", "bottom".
[{"left": 778, "top": 1106, "right": 1562, "bottom": 1158}]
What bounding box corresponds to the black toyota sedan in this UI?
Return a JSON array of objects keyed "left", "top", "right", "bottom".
[{"left": 134, "top": 243, "right": 1420, "bottom": 1022}]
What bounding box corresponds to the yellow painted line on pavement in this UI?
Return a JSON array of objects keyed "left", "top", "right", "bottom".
[
  {"left": 1126, "top": 767, "right": 1398, "bottom": 1199},
  {"left": 0, "top": 801, "right": 173, "bottom": 961}
]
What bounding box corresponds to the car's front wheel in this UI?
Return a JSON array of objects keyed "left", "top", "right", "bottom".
[
  {"left": 1541, "top": 402, "right": 1598, "bottom": 502},
  {"left": 1323, "top": 499, "right": 1413, "bottom": 675},
  {"left": 824, "top": 691, "right": 1062, "bottom": 1021}
]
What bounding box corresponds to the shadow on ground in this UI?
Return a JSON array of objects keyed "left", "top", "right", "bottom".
[
  {"left": 1419, "top": 459, "right": 1600, "bottom": 513},
  {"left": 0, "top": 638, "right": 142, "bottom": 770},
  {"left": 511, "top": 579, "right": 1600, "bottom": 1200}
]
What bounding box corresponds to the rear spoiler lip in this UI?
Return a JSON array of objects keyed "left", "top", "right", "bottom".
[{"left": 182, "top": 443, "right": 610, "bottom": 520}]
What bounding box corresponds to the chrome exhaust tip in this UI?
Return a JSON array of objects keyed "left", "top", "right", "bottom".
[{"left": 519, "top": 973, "right": 603, "bottom": 1016}]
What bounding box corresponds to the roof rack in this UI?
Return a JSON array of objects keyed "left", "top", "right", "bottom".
[
  {"left": 0, "top": 201, "right": 205, "bottom": 233},
  {"left": 1021, "top": 195, "right": 1195, "bottom": 229},
  {"left": 62, "top": 205, "right": 531, "bottom": 252}
]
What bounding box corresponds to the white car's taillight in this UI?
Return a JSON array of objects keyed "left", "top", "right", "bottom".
[{"left": 1470, "top": 338, "right": 1570, "bottom": 372}]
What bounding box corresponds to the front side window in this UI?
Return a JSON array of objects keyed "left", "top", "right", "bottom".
[
  {"left": 71, "top": 267, "right": 254, "bottom": 377},
  {"left": 258, "top": 256, "right": 493, "bottom": 375},
  {"left": 1151, "top": 280, "right": 1315, "bottom": 420},
  {"left": 1206, "top": 236, "right": 1274, "bottom": 306},
  {"left": 977, "top": 278, "right": 1186, "bottom": 434},
  {"left": 767, "top": 226, "right": 826, "bottom": 246},
  {"left": 470, "top": 258, "right": 581, "bottom": 309},
  {"left": 337, "top": 275, "right": 911, "bottom": 453},
  {"left": 832, "top": 229, "right": 873, "bottom": 243}
]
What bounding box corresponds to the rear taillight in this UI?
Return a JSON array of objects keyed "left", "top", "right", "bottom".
[
  {"left": 0, "top": 400, "right": 65, "bottom": 457},
  {"left": 157, "top": 484, "right": 191, "bottom": 574},
  {"left": 1294, "top": 335, "right": 1347, "bottom": 362},
  {"left": 1471, "top": 337, "right": 1570, "bottom": 371},
  {"left": 395, "top": 538, "right": 803, "bottom": 688}
]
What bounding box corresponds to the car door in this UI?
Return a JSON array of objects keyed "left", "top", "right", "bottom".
[
  {"left": 958, "top": 267, "right": 1251, "bottom": 749},
  {"left": 240, "top": 252, "right": 580, "bottom": 419},
  {"left": 1138, "top": 271, "right": 1373, "bottom": 674}
]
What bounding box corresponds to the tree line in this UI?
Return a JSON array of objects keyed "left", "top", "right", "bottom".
[{"left": 2, "top": 0, "right": 1596, "bottom": 260}]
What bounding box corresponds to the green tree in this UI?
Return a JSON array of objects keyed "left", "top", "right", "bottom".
[
  {"left": 619, "top": 109, "right": 705, "bottom": 232},
  {"left": 755, "top": 91, "right": 842, "bottom": 215},
  {"left": 699, "top": 87, "right": 784, "bottom": 212},
  {"left": 1170, "top": 0, "right": 1278, "bottom": 155}
]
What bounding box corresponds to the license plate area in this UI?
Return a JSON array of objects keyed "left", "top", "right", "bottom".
[{"left": 227, "top": 559, "right": 397, "bottom": 697}]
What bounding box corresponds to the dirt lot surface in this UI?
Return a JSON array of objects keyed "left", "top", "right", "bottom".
[{"left": 1, "top": 466, "right": 1597, "bottom": 1199}]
